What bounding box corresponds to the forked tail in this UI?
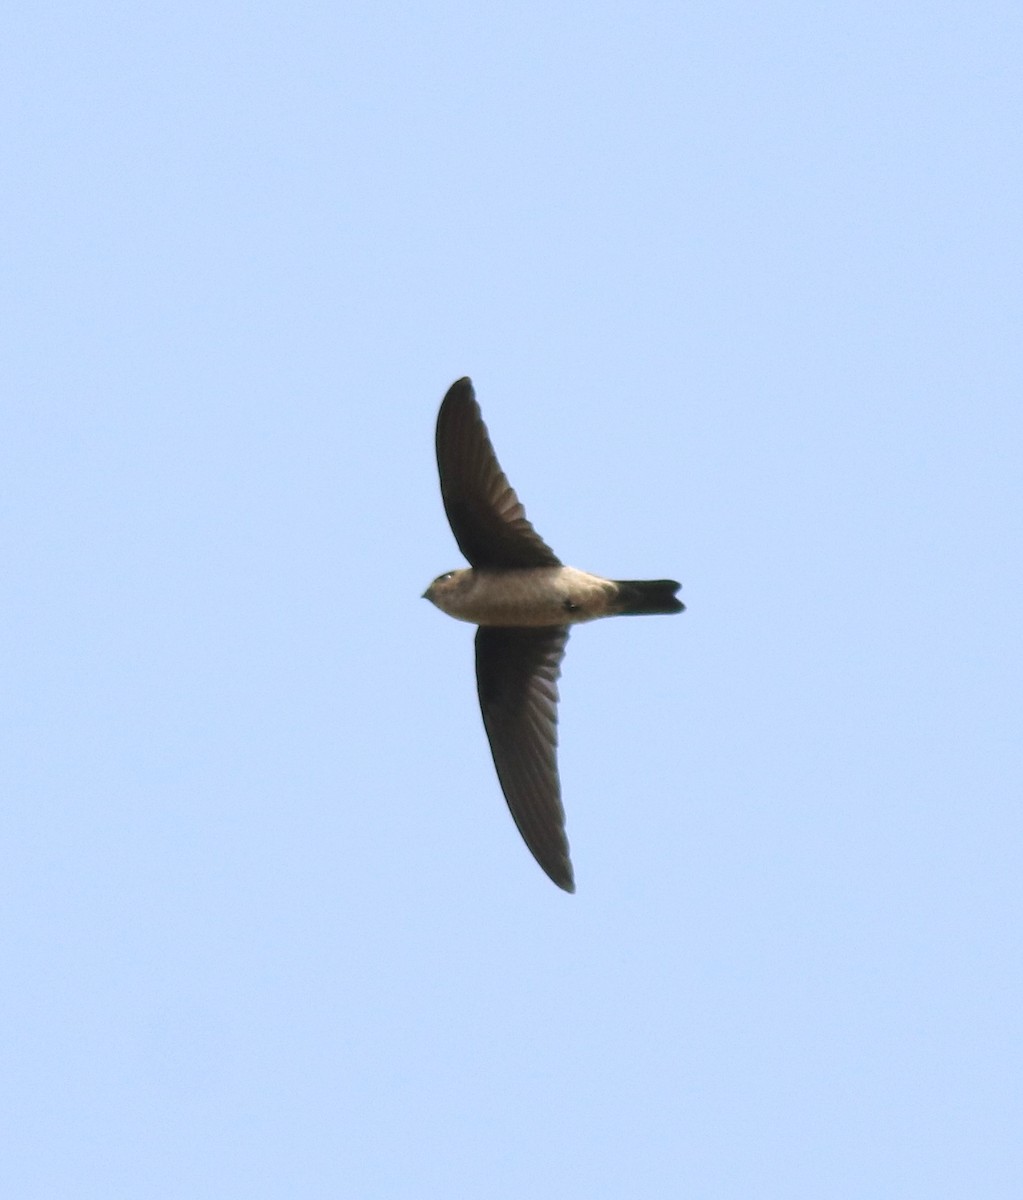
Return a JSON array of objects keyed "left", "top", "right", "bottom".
[{"left": 612, "top": 579, "right": 684, "bottom": 616}]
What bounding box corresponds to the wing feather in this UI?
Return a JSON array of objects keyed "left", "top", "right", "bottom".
[
  {"left": 436, "top": 378, "right": 561, "bottom": 569},
  {"left": 475, "top": 626, "right": 574, "bottom": 892}
]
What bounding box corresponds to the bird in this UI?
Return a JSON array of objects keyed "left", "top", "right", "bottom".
[{"left": 424, "top": 377, "right": 684, "bottom": 892}]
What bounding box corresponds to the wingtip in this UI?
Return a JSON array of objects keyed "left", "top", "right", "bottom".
[
  {"left": 549, "top": 863, "right": 576, "bottom": 893},
  {"left": 444, "top": 376, "right": 474, "bottom": 400}
]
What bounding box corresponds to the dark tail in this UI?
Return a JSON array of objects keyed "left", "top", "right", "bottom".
[{"left": 612, "top": 579, "right": 684, "bottom": 616}]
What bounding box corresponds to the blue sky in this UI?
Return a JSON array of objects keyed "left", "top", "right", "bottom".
[{"left": 3, "top": 2, "right": 1021, "bottom": 1196}]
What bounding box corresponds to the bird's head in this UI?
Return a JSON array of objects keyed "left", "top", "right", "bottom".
[{"left": 422, "top": 569, "right": 471, "bottom": 609}]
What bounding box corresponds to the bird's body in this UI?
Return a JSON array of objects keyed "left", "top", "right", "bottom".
[
  {"left": 426, "top": 565, "right": 619, "bottom": 626},
  {"left": 424, "top": 377, "right": 684, "bottom": 892}
]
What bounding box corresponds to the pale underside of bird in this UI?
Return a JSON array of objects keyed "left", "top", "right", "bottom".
[{"left": 424, "top": 377, "right": 684, "bottom": 892}]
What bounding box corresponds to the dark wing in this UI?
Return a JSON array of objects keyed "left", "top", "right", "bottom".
[
  {"left": 475, "top": 626, "right": 574, "bottom": 892},
  {"left": 436, "top": 377, "right": 561, "bottom": 569}
]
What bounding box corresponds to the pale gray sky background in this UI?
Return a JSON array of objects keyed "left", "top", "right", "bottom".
[{"left": 3, "top": 2, "right": 1021, "bottom": 1196}]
